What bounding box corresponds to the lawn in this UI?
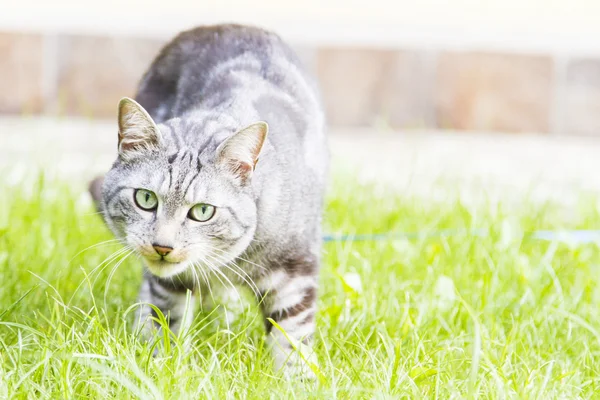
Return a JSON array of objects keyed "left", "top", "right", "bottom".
[{"left": 1, "top": 175, "right": 600, "bottom": 398}]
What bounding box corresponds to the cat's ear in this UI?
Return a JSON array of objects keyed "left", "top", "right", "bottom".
[
  {"left": 217, "top": 121, "right": 268, "bottom": 183},
  {"left": 117, "top": 97, "right": 161, "bottom": 159}
]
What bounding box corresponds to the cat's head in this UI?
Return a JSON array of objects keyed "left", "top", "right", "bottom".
[{"left": 101, "top": 97, "right": 268, "bottom": 278}]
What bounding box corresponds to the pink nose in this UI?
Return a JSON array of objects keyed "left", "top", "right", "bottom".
[{"left": 153, "top": 245, "right": 173, "bottom": 257}]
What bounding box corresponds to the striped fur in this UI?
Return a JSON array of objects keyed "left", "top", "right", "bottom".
[
  {"left": 258, "top": 269, "right": 318, "bottom": 377},
  {"left": 95, "top": 24, "right": 328, "bottom": 378}
]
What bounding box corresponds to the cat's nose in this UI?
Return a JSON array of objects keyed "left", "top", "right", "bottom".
[{"left": 152, "top": 244, "right": 173, "bottom": 257}]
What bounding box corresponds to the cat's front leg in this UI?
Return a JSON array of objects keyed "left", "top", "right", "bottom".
[
  {"left": 134, "top": 272, "right": 196, "bottom": 341},
  {"left": 259, "top": 266, "right": 319, "bottom": 379}
]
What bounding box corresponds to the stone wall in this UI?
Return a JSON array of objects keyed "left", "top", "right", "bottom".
[{"left": 2, "top": 31, "right": 599, "bottom": 135}]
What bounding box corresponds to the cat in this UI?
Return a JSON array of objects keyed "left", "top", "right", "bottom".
[{"left": 90, "top": 24, "right": 328, "bottom": 378}]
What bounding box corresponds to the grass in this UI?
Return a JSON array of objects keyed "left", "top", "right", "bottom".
[{"left": 2, "top": 175, "right": 600, "bottom": 398}]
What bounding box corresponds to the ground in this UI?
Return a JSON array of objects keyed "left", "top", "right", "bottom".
[
  {"left": 2, "top": 174, "right": 600, "bottom": 398},
  {"left": 2, "top": 119, "right": 600, "bottom": 398}
]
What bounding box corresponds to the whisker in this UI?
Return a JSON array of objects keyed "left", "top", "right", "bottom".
[
  {"left": 194, "top": 262, "right": 216, "bottom": 307},
  {"left": 189, "top": 262, "right": 204, "bottom": 301},
  {"left": 204, "top": 259, "right": 227, "bottom": 290},
  {"left": 68, "top": 245, "right": 133, "bottom": 304},
  {"left": 226, "top": 263, "right": 261, "bottom": 298},
  {"left": 80, "top": 210, "right": 109, "bottom": 217},
  {"left": 203, "top": 258, "right": 244, "bottom": 310},
  {"left": 205, "top": 252, "right": 260, "bottom": 299},
  {"left": 90, "top": 246, "right": 133, "bottom": 284},
  {"left": 202, "top": 268, "right": 217, "bottom": 307},
  {"left": 69, "top": 238, "right": 123, "bottom": 263},
  {"left": 90, "top": 247, "right": 134, "bottom": 295},
  {"left": 223, "top": 265, "right": 259, "bottom": 299},
  {"left": 103, "top": 249, "right": 134, "bottom": 306},
  {"left": 209, "top": 246, "right": 267, "bottom": 271},
  {"left": 190, "top": 263, "right": 202, "bottom": 298}
]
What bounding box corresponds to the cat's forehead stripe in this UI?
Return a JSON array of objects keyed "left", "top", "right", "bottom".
[
  {"left": 168, "top": 150, "right": 192, "bottom": 192},
  {"left": 182, "top": 158, "right": 202, "bottom": 199},
  {"left": 167, "top": 153, "right": 178, "bottom": 164}
]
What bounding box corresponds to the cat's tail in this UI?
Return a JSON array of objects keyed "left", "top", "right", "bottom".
[{"left": 88, "top": 176, "right": 104, "bottom": 213}]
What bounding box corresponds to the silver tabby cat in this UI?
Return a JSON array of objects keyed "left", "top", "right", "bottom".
[{"left": 92, "top": 24, "right": 328, "bottom": 377}]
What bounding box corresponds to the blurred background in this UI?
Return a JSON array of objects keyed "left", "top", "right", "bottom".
[{"left": 3, "top": 0, "right": 600, "bottom": 202}]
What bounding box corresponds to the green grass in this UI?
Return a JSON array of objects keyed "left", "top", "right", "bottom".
[{"left": 2, "top": 175, "right": 600, "bottom": 398}]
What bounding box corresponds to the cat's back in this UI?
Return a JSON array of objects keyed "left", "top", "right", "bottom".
[
  {"left": 163, "top": 24, "right": 297, "bottom": 67},
  {"left": 137, "top": 24, "right": 322, "bottom": 123}
]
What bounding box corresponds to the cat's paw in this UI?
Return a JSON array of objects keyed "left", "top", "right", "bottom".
[
  {"left": 202, "top": 286, "right": 247, "bottom": 326},
  {"left": 272, "top": 340, "right": 319, "bottom": 381},
  {"left": 280, "top": 353, "right": 318, "bottom": 381}
]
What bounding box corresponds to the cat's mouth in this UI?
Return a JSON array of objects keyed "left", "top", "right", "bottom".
[
  {"left": 144, "top": 257, "right": 189, "bottom": 277},
  {"left": 148, "top": 258, "right": 178, "bottom": 264}
]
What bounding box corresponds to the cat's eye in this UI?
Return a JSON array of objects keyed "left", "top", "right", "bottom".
[
  {"left": 134, "top": 189, "right": 158, "bottom": 211},
  {"left": 188, "top": 203, "right": 216, "bottom": 222}
]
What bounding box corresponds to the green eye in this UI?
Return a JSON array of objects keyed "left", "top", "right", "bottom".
[
  {"left": 188, "top": 203, "right": 216, "bottom": 222},
  {"left": 134, "top": 189, "right": 158, "bottom": 211}
]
